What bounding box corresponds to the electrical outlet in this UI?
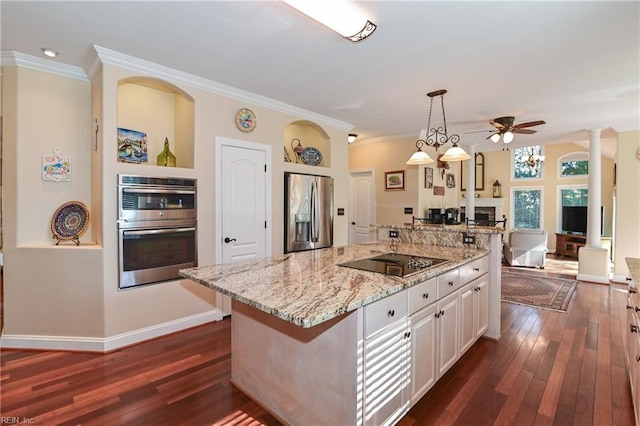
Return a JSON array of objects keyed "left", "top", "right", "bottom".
[
  {"left": 389, "top": 230, "right": 399, "bottom": 238},
  {"left": 404, "top": 207, "right": 413, "bottom": 214},
  {"left": 462, "top": 233, "right": 476, "bottom": 245}
]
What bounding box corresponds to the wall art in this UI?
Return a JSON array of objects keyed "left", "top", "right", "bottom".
[
  {"left": 385, "top": 170, "right": 405, "bottom": 190},
  {"left": 117, "top": 127, "right": 148, "bottom": 164},
  {"left": 42, "top": 147, "right": 71, "bottom": 182}
]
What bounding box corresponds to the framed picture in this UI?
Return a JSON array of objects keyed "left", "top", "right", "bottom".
[
  {"left": 424, "top": 167, "right": 434, "bottom": 188},
  {"left": 446, "top": 173, "right": 455, "bottom": 188},
  {"left": 385, "top": 170, "right": 405, "bottom": 190},
  {"left": 117, "top": 127, "right": 148, "bottom": 164}
]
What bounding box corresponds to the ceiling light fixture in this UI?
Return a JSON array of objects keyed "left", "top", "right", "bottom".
[
  {"left": 407, "top": 89, "right": 470, "bottom": 165},
  {"left": 524, "top": 147, "right": 545, "bottom": 169},
  {"left": 490, "top": 130, "right": 515, "bottom": 144},
  {"left": 282, "top": 0, "right": 376, "bottom": 42},
  {"left": 41, "top": 47, "right": 59, "bottom": 58},
  {"left": 347, "top": 133, "right": 358, "bottom": 143}
]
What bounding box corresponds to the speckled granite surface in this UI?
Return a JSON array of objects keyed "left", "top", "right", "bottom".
[
  {"left": 627, "top": 258, "right": 640, "bottom": 283},
  {"left": 180, "top": 242, "right": 488, "bottom": 328},
  {"left": 374, "top": 224, "right": 504, "bottom": 248}
]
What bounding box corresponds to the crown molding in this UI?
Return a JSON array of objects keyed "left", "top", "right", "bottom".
[
  {"left": 91, "top": 45, "right": 353, "bottom": 131},
  {"left": 0, "top": 51, "right": 88, "bottom": 81}
]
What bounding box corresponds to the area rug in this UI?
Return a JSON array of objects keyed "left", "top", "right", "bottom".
[{"left": 501, "top": 271, "right": 578, "bottom": 312}]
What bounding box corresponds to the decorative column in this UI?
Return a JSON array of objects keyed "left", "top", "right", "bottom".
[
  {"left": 587, "top": 129, "right": 602, "bottom": 247},
  {"left": 578, "top": 128, "right": 609, "bottom": 283},
  {"left": 465, "top": 144, "right": 476, "bottom": 221}
]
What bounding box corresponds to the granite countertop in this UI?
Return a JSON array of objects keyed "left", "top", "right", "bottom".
[
  {"left": 627, "top": 258, "right": 640, "bottom": 283},
  {"left": 179, "top": 242, "right": 488, "bottom": 328},
  {"left": 374, "top": 223, "right": 506, "bottom": 234}
]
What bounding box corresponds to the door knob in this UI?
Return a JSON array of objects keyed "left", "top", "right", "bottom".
[
  {"left": 351, "top": 222, "right": 356, "bottom": 225},
  {"left": 224, "top": 237, "right": 237, "bottom": 244}
]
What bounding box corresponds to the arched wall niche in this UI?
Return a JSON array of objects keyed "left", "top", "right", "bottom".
[
  {"left": 117, "top": 77, "right": 195, "bottom": 169},
  {"left": 284, "top": 120, "right": 331, "bottom": 168}
]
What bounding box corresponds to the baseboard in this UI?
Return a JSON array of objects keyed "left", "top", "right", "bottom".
[
  {"left": 0, "top": 309, "right": 223, "bottom": 352},
  {"left": 576, "top": 273, "right": 610, "bottom": 284},
  {"left": 612, "top": 274, "right": 632, "bottom": 284}
]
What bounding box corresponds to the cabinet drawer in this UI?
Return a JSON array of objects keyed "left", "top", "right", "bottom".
[
  {"left": 437, "top": 268, "right": 460, "bottom": 299},
  {"left": 459, "top": 256, "right": 489, "bottom": 286},
  {"left": 407, "top": 277, "right": 437, "bottom": 315},
  {"left": 364, "top": 291, "right": 408, "bottom": 339}
]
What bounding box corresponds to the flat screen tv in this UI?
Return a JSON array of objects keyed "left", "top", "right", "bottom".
[{"left": 561, "top": 206, "right": 604, "bottom": 235}]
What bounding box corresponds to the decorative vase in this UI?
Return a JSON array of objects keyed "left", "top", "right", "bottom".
[{"left": 156, "top": 137, "right": 177, "bottom": 167}]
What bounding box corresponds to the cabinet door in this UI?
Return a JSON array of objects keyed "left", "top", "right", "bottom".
[
  {"left": 363, "top": 319, "right": 410, "bottom": 426},
  {"left": 459, "top": 282, "right": 475, "bottom": 355},
  {"left": 437, "top": 291, "right": 459, "bottom": 378},
  {"left": 409, "top": 303, "right": 438, "bottom": 405},
  {"left": 475, "top": 276, "right": 489, "bottom": 339}
]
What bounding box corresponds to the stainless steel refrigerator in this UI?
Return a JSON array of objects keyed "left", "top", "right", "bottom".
[{"left": 284, "top": 172, "right": 334, "bottom": 253}]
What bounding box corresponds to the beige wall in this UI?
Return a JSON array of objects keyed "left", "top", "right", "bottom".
[
  {"left": 349, "top": 137, "right": 460, "bottom": 225},
  {"left": 2, "top": 53, "right": 350, "bottom": 343},
  {"left": 349, "top": 139, "right": 615, "bottom": 254},
  {"left": 614, "top": 130, "right": 640, "bottom": 277}
]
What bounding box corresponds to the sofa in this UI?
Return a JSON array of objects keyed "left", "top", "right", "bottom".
[{"left": 502, "top": 229, "right": 548, "bottom": 268}]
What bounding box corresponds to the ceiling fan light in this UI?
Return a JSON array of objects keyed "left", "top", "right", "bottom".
[
  {"left": 490, "top": 133, "right": 501, "bottom": 143},
  {"left": 406, "top": 150, "right": 434, "bottom": 165},
  {"left": 439, "top": 146, "right": 470, "bottom": 162},
  {"left": 503, "top": 131, "right": 515, "bottom": 143}
]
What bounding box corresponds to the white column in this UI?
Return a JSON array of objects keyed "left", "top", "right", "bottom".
[
  {"left": 587, "top": 128, "right": 602, "bottom": 247},
  {"left": 465, "top": 144, "right": 476, "bottom": 221}
]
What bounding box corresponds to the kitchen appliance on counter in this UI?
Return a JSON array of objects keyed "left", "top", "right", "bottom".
[
  {"left": 338, "top": 253, "right": 449, "bottom": 278},
  {"left": 117, "top": 174, "right": 197, "bottom": 289},
  {"left": 284, "top": 172, "right": 333, "bottom": 253}
]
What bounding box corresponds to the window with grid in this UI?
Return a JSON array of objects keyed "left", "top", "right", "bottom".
[{"left": 512, "top": 188, "right": 542, "bottom": 229}]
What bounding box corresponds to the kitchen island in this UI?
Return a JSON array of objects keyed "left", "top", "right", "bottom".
[{"left": 180, "top": 235, "right": 503, "bottom": 425}]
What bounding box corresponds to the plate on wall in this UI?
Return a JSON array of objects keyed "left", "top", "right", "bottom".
[
  {"left": 235, "top": 108, "right": 257, "bottom": 133},
  {"left": 301, "top": 147, "right": 322, "bottom": 166},
  {"left": 51, "top": 201, "right": 90, "bottom": 243}
]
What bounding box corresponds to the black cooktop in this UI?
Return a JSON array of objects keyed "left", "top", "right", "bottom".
[{"left": 338, "top": 253, "right": 449, "bottom": 278}]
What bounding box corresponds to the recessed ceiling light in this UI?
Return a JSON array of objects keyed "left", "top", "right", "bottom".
[{"left": 41, "top": 48, "right": 59, "bottom": 58}]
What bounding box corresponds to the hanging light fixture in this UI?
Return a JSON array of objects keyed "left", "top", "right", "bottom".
[
  {"left": 524, "top": 147, "right": 545, "bottom": 169},
  {"left": 490, "top": 130, "right": 515, "bottom": 144},
  {"left": 406, "top": 89, "right": 470, "bottom": 165}
]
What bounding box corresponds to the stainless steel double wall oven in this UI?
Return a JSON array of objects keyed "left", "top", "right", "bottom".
[{"left": 117, "top": 174, "right": 197, "bottom": 289}]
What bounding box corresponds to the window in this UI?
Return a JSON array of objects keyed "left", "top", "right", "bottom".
[
  {"left": 512, "top": 187, "right": 542, "bottom": 229},
  {"left": 513, "top": 145, "right": 543, "bottom": 179},
  {"left": 561, "top": 187, "right": 588, "bottom": 207},
  {"left": 559, "top": 152, "right": 589, "bottom": 177}
]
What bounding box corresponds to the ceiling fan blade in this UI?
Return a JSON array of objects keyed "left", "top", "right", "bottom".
[
  {"left": 513, "top": 120, "right": 546, "bottom": 129},
  {"left": 464, "top": 130, "right": 495, "bottom": 134},
  {"left": 512, "top": 128, "right": 537, "bottom": 134}
]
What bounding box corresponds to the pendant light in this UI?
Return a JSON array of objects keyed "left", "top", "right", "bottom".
[{"left": 406, "top": 89, "right": 469, "bottom": 164}]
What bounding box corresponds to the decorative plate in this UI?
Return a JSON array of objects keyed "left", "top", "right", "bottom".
[
  {"left": 235, "top": 108, "right": 257, "bottom": 133},
  {"left": 301, "top": 147, "right": 322, "bottom": 166},
  {"left": 51, "top": 201, "right": 90, "bottom": 243}
]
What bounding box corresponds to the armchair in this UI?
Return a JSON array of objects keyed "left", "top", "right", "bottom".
[{"left": 503, "top": 229, "right": 548, "bottom": 268}]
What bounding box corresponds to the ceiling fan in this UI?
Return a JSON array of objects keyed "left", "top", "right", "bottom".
[{"left": 468, "top": 116, "right": 546, "bottom": 144}]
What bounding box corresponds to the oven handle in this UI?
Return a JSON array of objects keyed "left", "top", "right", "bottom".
[
  {"left": 121, "top": 188, "right": 195, "bottom": 195},
  {"left": 123, "top": 227, "right": 196, "bottom": 236}
]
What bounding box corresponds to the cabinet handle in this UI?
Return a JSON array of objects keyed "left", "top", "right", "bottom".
[
  {"left": 631, "top": 324, "right": 639, "bottom": 333},
  {"left": 422, "top": 293, "right": 429, "bottom": 299},
  {"left": 628, "top": 305, "right": 634, "bottom": 310},
  {"left": 435, "top": 312, "right": 440, "bottom": 318},
  {"left": 388, "top": 309, "right": 395, "bottom": 317},
  {"left": 627, "top": 277, "right": 633, "bottom": 281},
  {"left": 440, "top": 310, "right": 445, "bottom": 316},
  {"left": 473, "top": 267, "right": 480, "bottom": 272},
  {"left": 636, "top": 307, "right": 640, "bottom": 313},
  {"left": 404, "top": 331, "right": 412, "bottom": 339},
  {"left": 448, "top": 281, "right": 454, "bottom": 287},
  {"left": 630, "top": 288, "right": 638, "bottom": 294}
]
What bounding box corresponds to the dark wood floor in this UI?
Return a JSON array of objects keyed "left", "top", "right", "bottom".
[{"left": 1, "top": 259, "right": 635, "bottom": 425}]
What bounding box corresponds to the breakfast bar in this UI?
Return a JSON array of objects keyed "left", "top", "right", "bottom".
[{"left": 180, "top": 227, "right": 503, "bottom": 425}]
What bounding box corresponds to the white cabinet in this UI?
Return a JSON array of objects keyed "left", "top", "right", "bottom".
[
  {"left": 363, "top": 294, "right": 410, "bottom": 426},
  {"left": 625, "top": 279, "right": 640, "bottom": 425},
  {"left": 409, "top": 302, "right": 438, "bottom": 405},
  {"left": 459, "top": 275, "right": 490, "bottom": 355},
  {"left": 436, "top": 291, "right": 459, "bottom": 377}
]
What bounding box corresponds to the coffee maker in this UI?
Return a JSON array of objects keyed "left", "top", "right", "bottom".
[{"left": 445, "top": 208, "right": 459, "bottom": 225}]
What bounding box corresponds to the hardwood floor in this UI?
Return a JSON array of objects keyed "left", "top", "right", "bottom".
[{"left": 1, "top": 260, "right": 635, "bottom": 425}]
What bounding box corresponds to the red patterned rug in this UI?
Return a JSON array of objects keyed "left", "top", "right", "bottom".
[{"left": 501, "top": 271, "right": 578, "bottom": 312}]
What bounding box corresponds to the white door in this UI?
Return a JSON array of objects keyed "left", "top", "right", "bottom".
[
  {"left": 215, "top": 138, "right": 271, "bottom": 315},
  {"left": 349, "top": 170, "right": 375, "bottom": 244}
]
